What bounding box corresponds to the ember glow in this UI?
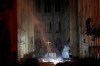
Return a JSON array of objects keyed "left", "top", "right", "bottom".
[{"left": 40, "top": 57, "right": 64, "bottom": 64}]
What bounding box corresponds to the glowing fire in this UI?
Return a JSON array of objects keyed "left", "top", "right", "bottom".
[{"left": 41, "top": 57, "right": 64, "bottom": 64}]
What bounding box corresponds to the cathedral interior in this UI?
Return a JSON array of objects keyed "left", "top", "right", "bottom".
[{"left": 0, "top": 0, "right": 100, "bottom": 66}]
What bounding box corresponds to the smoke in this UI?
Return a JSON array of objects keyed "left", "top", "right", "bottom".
[
  {"left": 23, "top": 0, "right": 54, "bottom": 53},
  {"left": 32, "top": 14, "right": 53, "bottom": 52}
]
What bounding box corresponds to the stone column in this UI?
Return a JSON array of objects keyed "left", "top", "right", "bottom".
[
  {"left": 69, "top": 0, "right": 79, "bottom": 57},
  {"left": 17, "top": 0, "right": 35, "bottom": 60}
]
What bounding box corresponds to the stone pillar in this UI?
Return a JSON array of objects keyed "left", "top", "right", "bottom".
[
  {"left": 17, "top": 0, "right": 35, "bottom": 61},
  {"left": 69, "top": 0, "right": 79, "bottom": 57}
]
